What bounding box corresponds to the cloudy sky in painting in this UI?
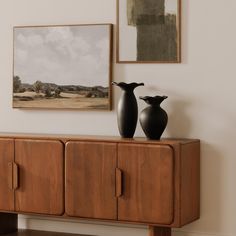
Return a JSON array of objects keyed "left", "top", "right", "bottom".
[
  {"left": 165, "top": 0, "right": 178, "bottom": 14},
  {"left": 14, "top": 25, "right": 110, "bottom": 87}
]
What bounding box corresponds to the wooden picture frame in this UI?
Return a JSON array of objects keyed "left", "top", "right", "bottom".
[
  {"left": 13, "top": 24, "right": 113, "bottom": 110},
  {"left": 116, "top": 0, "right": 181, "bottom": 63}
]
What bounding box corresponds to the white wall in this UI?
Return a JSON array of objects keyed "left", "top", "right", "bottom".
[{"left": 1, "top": 0, "right": 236, "bottom": 236}]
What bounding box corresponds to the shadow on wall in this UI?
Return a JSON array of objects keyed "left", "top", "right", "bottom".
[
  {"left": 173, "top": 141, "right": 224, "bottom": 236},
  {"left": 166, "top": 99, "right": 192, "bottom": 138}
]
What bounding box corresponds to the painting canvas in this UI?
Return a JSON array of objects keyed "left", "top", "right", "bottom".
[
  {"left": 117, "top": 0, "right": 181, "bottom": 63},
  {"left": 13, "top": 24, "right": 112, "bottom": 110}
]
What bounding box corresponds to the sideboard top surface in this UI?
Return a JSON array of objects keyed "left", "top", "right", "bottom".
[{"left": 0, "top": 132, "right": 199, "bottom": 145}]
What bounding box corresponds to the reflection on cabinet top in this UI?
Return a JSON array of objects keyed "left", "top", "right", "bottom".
[{"left": 0, "top": 133, "right": 199, "bottom": 144}]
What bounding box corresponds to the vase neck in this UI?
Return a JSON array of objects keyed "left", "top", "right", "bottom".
[
  {"left": 123, "top": 90, "right": 135, "bottom": 94},
  {"left": 150, "top": 104, "right": 161, "bottom": 108}
]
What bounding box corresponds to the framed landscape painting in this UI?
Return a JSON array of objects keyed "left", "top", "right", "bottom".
[
  {"left": 13, "top": 24, "right": 113, "bottom": 110},
  {"left": 117, "top": 0, "right": 181, "bottom": 63}
]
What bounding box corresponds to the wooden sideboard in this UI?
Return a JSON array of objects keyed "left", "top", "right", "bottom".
[{"left": 0, "top": 133, "right": 200, "bottom": 236}]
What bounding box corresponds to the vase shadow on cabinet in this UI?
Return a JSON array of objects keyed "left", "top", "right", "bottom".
[{"left": 166, "top": 99, "right": 193, "bottom": 138}]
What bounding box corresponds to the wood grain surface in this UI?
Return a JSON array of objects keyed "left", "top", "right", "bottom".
[
  {"left": 0, "top": 139, "right": 15, "bottom": 211},
  {"left": 0, "top": 134, "right": 200, "bottom": 229},
  {"left": 65, "top": 141, "right": 117, "bottom": 220},
  {"left": 14, "top": 139, "right": 64, "bottom": 215},
  {"left": 0, "top": 132, "right": 199, "bottom": 145},
  {"left": 118, "top": 143, "right": 174, "bottom": 224},
  {"left": 180, "top": 142, "right": 200, "bottom": 225}
]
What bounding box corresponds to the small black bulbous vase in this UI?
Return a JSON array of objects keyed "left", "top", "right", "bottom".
[
  {"left": 112, "top": 82, "right": 144, "bottom": 138},
  {"left": 139, "top": 95, "right": 168, "bottom": 140}
]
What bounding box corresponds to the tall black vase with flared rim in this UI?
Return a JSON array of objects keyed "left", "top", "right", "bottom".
[
  {"left": 112, "top": 82, "right": 144, "bottom": 138},
  {"left": 139, "top": 95, "right": 168, "bottom": 140}
]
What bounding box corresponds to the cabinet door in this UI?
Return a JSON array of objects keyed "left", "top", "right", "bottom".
[
  {"left": 15, "top": 139, "right": 64, "bottom": 215},
  {"left": 118, "top": 144, "right": 174, "bottom": 224},
  {"left": 0, "top": 139, "right": 14, "bottom": 211},
  {"left": 65, "top": 141, "right": 117, "bottom": 220}
]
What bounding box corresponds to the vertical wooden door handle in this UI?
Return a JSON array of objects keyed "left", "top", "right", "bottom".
[
  {"left": 8, "top": 162, "right": 13, "bottom": 190},
  {"left": 13, "top": 162, "right": 19, "bottom": 190},
  {"left": 116, "top": 168, "right": 123, "bottom": 197}
]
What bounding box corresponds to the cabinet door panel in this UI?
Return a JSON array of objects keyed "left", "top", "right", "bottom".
[
  {"left": 65, "top": 141, "right": 117, "bottom": 220},
  {"left": 15, "top": 139, "right": 64, "bottom": 215},
  {"left": 0, "top": 139, "right": 14, "bottom": 211},
  {"left": 118, "top": 144, "right": 174, "bottom": 224}
]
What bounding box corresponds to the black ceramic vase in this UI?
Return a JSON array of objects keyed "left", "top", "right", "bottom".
[
  {"left": 139, "top": 95, "right": 168, "bottom": 140},
  {"left": 112, "top": 82, "right": 144, "bottom": 138}
]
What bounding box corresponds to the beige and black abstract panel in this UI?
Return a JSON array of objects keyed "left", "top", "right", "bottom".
[{"left": 118, "top": 0, "right": 180, "bottom": 62}]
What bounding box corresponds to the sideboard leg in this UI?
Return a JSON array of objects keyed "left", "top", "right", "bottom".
[
  {"left": 149, "top": 226, "right": 171, "bottom": 236},
  {"left": 0, "top": 213, "right": 18, "bottom": 235}
]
